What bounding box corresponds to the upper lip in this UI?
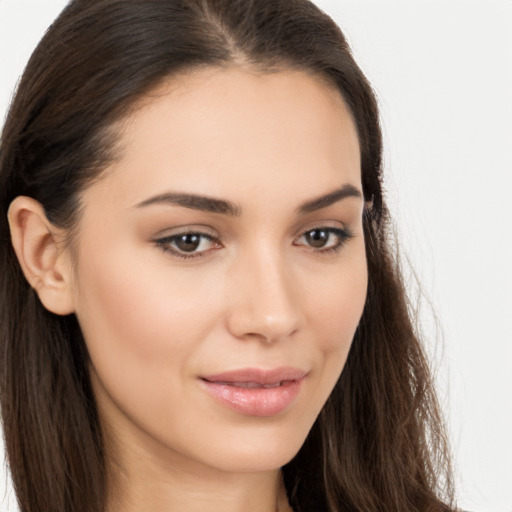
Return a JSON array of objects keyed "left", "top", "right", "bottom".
[{"left": 201, "top": 367, "right": 308, "bottom": 385}]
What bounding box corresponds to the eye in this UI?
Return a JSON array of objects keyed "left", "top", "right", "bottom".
[
  {"left": 295, "top": 227, "right": 353, "bottom": 253},
  {"left": 154, "top": 232, "right": 221, "bottom": 259}
]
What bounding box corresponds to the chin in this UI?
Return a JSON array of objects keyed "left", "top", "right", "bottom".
[{"left": 185, "top": 419, "right": 313, "bottom": 474}]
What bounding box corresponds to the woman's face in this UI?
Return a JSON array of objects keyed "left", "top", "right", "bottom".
[{"left": 70, "top": 67, "right": 367, "bottom": 475}]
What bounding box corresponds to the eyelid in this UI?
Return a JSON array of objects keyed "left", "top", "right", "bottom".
[
  {"left": 153, "top": 223, "right": 218, "bottom": 239},
  {"left": 293, "top": 218, "right": 345, "bottom": 234}
]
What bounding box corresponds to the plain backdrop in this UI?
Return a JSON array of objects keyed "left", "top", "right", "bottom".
[{"left": 1, "top": 1, "right": 511, "bottom": 511}]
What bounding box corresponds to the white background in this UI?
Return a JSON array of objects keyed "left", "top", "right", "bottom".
[{"left": 1, "top": 1, "right": 511, "bottom": 511}]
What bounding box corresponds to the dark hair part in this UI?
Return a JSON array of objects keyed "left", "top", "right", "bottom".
[{"left": 0, "top": 1, "right": 454, "bottom": 511}]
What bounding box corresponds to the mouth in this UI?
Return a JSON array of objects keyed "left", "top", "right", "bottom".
[
  {"left": 209, "top": 380, "right": 290, "bottom": 389},
  {"left": 199, "top": 367, "right": 307, "bottom": 417}
]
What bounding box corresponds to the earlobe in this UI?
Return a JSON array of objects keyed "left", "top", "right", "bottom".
[{"left": 7, "top": 196, "right": 76, "bottom": 315}]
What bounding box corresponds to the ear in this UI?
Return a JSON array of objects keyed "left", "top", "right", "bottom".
[{"left": 7, "top": 196, "right": 75, "bottom": 315}]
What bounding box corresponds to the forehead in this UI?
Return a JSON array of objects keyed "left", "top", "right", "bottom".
[{"left": 83, "top": 67, "right": 361, "bottom": 211}]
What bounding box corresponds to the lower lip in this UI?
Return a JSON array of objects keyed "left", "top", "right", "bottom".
[{"left": 200, "top": 379, "right": 304, "bottom": 417}]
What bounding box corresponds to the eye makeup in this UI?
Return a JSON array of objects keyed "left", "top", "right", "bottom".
[
  {"left": 154, "top": 231, "right": 223, "bottom": 260},
  {"left": 153, "top": 225, "right": 354, "bottom": 261}
]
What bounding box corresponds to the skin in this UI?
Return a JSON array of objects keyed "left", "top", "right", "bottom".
[{"left": 9, "top": 67, "right": 367, "bottom": 512}]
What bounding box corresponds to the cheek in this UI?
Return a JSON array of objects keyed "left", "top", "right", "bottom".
[
  {"left": 307, "top": 250, "right": 368, "bottom": 350},
  {"left": 73, "top": 243, "right": 222, "bottom": 387},
  {"left": 302, "top": 245, "right": 368, "bottom": 393},
  {"left": 72, "top": 246, "right": 227, "bottom": 441}
]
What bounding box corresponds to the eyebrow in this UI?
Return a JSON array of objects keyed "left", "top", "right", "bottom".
[
  {"left": 134, "top": 184, "right": 362, "bottom": 216},
  {"left": 135, "top": 192, "right": 241, "bottom": 216},
  {"left": 297, "top": 184, "right": 362, "bottom": 214}
]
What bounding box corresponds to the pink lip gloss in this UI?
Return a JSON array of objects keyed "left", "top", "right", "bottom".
[{"left": 200, "top": 367, "right": 307, "bottom": 417}]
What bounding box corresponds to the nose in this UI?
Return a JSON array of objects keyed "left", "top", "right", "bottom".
[{"left": 225, "top": 247, "right": 302, "bottom": 344}]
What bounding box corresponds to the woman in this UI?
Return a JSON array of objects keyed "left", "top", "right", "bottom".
[{"left": 0, "top": 1, "right": 455, "bottom": 511}]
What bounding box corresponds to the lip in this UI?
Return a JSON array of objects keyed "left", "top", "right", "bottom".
[{"left": 199, "top": 367, "right": 307, "bottom": 417}]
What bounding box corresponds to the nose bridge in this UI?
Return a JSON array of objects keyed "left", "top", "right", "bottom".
[{"left": 226, "top": 241, "right": 300, "bottom": 343}]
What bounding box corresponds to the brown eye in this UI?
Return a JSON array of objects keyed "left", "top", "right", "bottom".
[
  {"left": 155, "top": 231, "right": 221, "bottom": 259},
  {"left": 295, "top": 227, "right": 353, "bottom": 253},
  {"left": 175, "top": 233, "right": 202, "bottom": 252},
  {"left": 304, "top": 229, "right": 330, "bottom": 248}
]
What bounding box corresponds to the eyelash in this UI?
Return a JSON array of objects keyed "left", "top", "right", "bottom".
[{"left": 154, "top": 227, "right": 354, "bottom": 261}]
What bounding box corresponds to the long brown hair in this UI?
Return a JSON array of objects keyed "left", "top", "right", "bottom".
[{"left": 0, "top": 1, "right": 455, "bottom": 511}]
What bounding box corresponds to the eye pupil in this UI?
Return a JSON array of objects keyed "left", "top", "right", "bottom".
[
  {"left": 306, "top": 229, "right": 329, "bottom": 248},
  {"left": 175, "top": 234, "right": 201, "bottom": 252}
]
